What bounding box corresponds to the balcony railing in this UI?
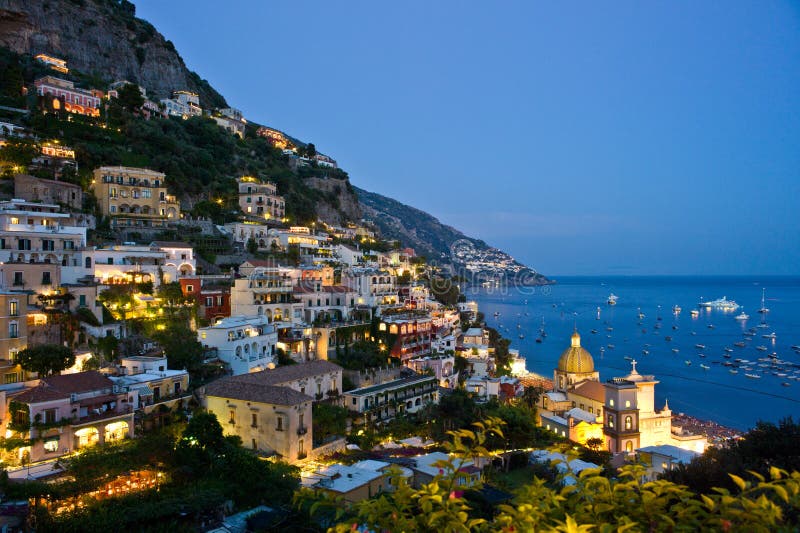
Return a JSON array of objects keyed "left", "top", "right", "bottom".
[{"left": 297, "top": 426, "right": 308, "bottom": 436}]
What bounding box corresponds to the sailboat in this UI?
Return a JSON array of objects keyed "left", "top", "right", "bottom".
[
  {"left": 757, "top": 289, "right": 770, "bottom": 328},
  {"left": 758, "top": 288, "right": 770, "bottom": 314}
]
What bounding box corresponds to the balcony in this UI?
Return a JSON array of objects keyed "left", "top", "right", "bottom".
[{"left": 297, "top": 426, "right": 308, "bottom": 436}]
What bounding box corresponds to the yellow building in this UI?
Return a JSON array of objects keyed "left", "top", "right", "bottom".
[
  {"left": 203, "top": 374, "right": 313, "bottom": 462},
  {"left": 92, "top": 167, "right": 180, "bottom": 229},
  {"left": 0, "top": 291, "right": 28, "bottom": 385},
  {"left": 237, "top": 176, "right": 285, "bottom": 220}
]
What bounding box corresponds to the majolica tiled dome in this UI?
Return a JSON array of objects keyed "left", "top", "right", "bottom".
[{"left": 557, "top": 331, "right": 595, "bottom": 374}]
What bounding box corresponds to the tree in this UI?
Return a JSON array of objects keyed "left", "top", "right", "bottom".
[
  {"left": 153, "top": 324, "right": 204, "bottom": 374},
  {"left": 17, "top": 344, "right": 75, "bottom": 377},
  {"left": 116, "top": 83, "right": 145, "bottom": 113},
  {"left": 246, "top": 236, "right": 258, "bottom": 254},
  {"left": 312, "top": 403, "right": 349, "bottom": 444}
]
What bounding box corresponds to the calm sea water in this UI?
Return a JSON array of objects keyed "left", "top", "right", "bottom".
[{"left": 466, "top": 276, "right": 800, "bottom": 431}]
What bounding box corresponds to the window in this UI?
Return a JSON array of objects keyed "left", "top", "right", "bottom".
[
  {"left": 252, "top": 438, "right": 257, "bottom": 450},
  {"left": 43, "top": 438, "right": 59, "bottom": 453},
  {"left": 42, "top": 271, "right": 51, "bottom": 285},
  {"left": 110, "top": 205, "right": 117, "bottom": 213},
  {"left": 79, "top": 295, "right": 86, "bottom": 306},
  {"left": 228, "top": 410, "right": 236, "bottom": 424},
  {"left": 17, "top": 239, "right": 30, "bottom": 251},
  {"left": 44, "top": 408, "right": 57, "bottom": 424},
  {"left": 85, "top": 257, "right": 92, "bottom": 268},
  {"left": 205, "top": 297, "right": 212, "bottom": 307},
  {"left": 107, "top": 258, "right": 113, "bottom": 265},
  {"left": 64, "top": 240, "right": 74, "bottom": 250},
  {"left": 12, "top": 272, "right": 23, "bottom": 286},
  {"left": 217, "top": 296, "right": 223, "bottom": 306},
  {"left": 9, "top": 301, "right": 18, "bottom": 317},
  {"left": 609, "top": 398, "right": 615, "bottom": 407},
  {"left": 186, "top": 285, "right": 194, "bottom": 293},
  {"left": 42, "top": 239, "right": 54, "bottom": 251},
  {"left": 608, "top": 415, "right": 615, "bottom": 428},
  {"left": 625, "top": 416, "right": 633, "bottom": 430},
  {"left": 276, "top": 416, "right": 283, "bottom": 431},
  {"left": 9, "top": 322, "right": 18, "bottom": 339},
  {"left": 142, "top": 189, "right": 151, "bottom": 199},
  {"left": 299, "top": 413, "right": 304, "bottom": 429},
  {"left": 625, "top": 400, "right": 631, "bottom": 408},
  {"left": 626, "top": 441, "right": 633, "bottom": 453},
  {"left": 251, "top": 413, "right": 258, "bottom": 428},
  {"left": 153, "top": 386, "right": 160, "bottom": 401},
  {"left": 4, "top": 372, "right": 20, "bottom": 384}
]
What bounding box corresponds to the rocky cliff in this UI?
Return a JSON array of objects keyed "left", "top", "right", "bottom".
[{"left": 0, "top": 0, "right": 225, "bottom": 106}]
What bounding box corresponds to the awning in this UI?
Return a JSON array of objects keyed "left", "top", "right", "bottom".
[{"left": 133, "top": 386, "right": 154, "bottom": 397}]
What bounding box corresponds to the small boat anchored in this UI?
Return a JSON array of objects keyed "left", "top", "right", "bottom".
[{"left": 607, "top": 294, "right": 619, "bottom": 306}]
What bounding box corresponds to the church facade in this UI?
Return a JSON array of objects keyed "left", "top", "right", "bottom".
[{"left": 540, "top": 331, "right": 707, "bottom": 454}]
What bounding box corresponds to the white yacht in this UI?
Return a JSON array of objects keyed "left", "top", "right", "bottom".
[
  {"left": 607, "top": 294, "right": 618, "bottom": 306},
  {"left": 758, "top": 288, "right": 769, "bottom": 314},
  {"left": 735, "top": 310, "right": 749, "bottom": 321},
  {"left": 698, "top": 296, "right": 740, "bottom": 311}
]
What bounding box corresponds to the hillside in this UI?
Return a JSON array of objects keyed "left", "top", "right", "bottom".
[
  {"left": 0, "top": 0, "right": 548, "bottom": 281},
  {"left": 357, "top": 186, "right": 550, "bottom": 285},
  {"left": 0, "top": 0, "right": 225, "bottom": 106}
]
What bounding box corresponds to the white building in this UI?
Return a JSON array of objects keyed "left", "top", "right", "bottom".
[
  {"left": 636, "top": 445, "right": 700, "bottom": 481},
  {"left": 63, "top": 242, "right": 195, "bottom": 286},
  {"left": 160, "top": 91, "right": 202, "bottom": 118},
  {"left": 0, "top": 199, "right": 90, "bottom": 267},
  {"left": 343, "top": 374, "right": 439, "bottom": 427},
  {"left": 198, "top": 315, "right": 278, "bottom": 375},
  {"left": 230, "top": 266, "right": 303, "bottom": 324},
  {"left": 342, "top": 267, "right": 398, "bottom": 309}
]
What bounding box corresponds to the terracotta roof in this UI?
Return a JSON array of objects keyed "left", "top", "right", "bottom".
[
  {"left": 569, "top": 380, "right": 606, "bottom": 403},
  {"left": 205, "top": 380, "right": 311, "bottom": 406},
  {"left": 11, "top": 371, "right": 114, "bottom": 405},
  {"left": 232, "top": 360, "right": 342, "bottom": 387}
]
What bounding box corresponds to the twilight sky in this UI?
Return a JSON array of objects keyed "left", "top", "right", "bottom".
[{"left": 135, "top": 1, "right": 800, "bottom": 276}]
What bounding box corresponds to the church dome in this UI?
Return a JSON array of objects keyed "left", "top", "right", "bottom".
[{"left": 557, "top": 330, "right": 595, "bottom": 374}]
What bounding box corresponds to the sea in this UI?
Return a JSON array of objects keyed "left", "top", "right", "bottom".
[{"left": 466, "top": 276, "right": 800, "bottom": 432}]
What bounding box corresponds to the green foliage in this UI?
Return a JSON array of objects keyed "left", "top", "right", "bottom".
[
  {"left": 75, "top": 306, "right": 101, "bottom": 327},
  {"left": 152, "top": 323, "right": 204, "bottom": 375},
  {"left": 664, "top": 417, "right": 800, "bottom": 494},
  {"left": 332, "top": 340, "right": 392, "bottom": 370},
  {"left": 300, "top": 418, "right": 800, "bottom": 532},
  {"left": 312, "top": 403, "right": 349, "bottom": 445},
  {"left": 16, "top": 344, "right": 75, "bottom": 376}
]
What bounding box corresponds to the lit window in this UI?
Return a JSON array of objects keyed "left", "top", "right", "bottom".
[
  {"left": 625, "top": 400, "right": 631, "bottom": 408},
  {"left": 609, "top": 399, "right": 615, "bottom": 407},
  {"left": 43, "top": 438, "right": 59, "bottom": 453}
]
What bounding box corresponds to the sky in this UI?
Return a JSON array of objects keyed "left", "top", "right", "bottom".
[{"left": 135, "top": 1, "right": 800, "bottom": 276}]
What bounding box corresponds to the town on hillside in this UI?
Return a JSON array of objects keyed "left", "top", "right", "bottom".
[{"left": 0, "top": 50, "right": 790, "bottom": 532}]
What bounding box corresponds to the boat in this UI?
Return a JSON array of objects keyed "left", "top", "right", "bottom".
[
  {"left": 685, "top": 360, "right": 692, "bottom": 366},
  {"left": 519, "top": 334, "right": 525, "bottom": 339},
  {"left": 762, "top": 332, "right": 777, "bottom": 339},
  {"left": 707, "top": 324, "right": 715, "bottom": 329},
  {"left": 493, "top": 311, "right": 500, "bottom": 317},
  {"left": 695, "top": 344, "right": 706, "bottom": 349},
  {"left": 700, "top": 364, "right": 710, "bottom": 370},
  {"left": 723, "top": 354, "right": 731, "bottom": 359},
  {"left": 665, "top": 336, "right": 672, "bottom": 341},
  {"left": 698, "top": 296, "right": 740, "bottom": 311},
  {"left": 607, "top": 294, "right": 618, "bottom": 306},
  {"left": 735, "top": 311, "right": 749, "bottom": 321},
  {"left": 698, "top": 353, "right": 706, "bottom": 358},
  {"left": 624, "top": 356, "right": 633, "bottom": 361},
  {"left": 758, "top": 288, "right": 769, "bottom": 314},
  {"left": 535, "top": 337, "right": 542, "bottom": 343},
  {"left": 730, "top": 369, "right": 738, "bottom": 374},
  {"left": 782, "top": 382, "right": 791, "bottom": 387},
  {"left": 590, "top": 329, "right": 598, "bottom": 334},
  {"left": 745, "top": 373, "right": 761, "bottom": 379},
  {"left": 756, "top": 346, "right": 768, "bottom": 352},
  {"left": 637, "top": 308, "right": 645, "bottom": 319},
  {"left": 607, "top": 344, "right": 615, "bottom": 349},
  {"left": 642, "top": 350, "right": 650, "bottom": 355},
  {"left": 672, "top": 348, "right": 679, "bottom": 353},
  {"left": 673, "top": 305, "right": 681, "bottom": 315},
  {"left": 724, "top": 347, "right": 733, "bottom": 353},
  {"left": 690, "top": 310, "right": 700, "bottom": 318}
]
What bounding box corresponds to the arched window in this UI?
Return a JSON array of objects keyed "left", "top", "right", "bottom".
[
  {"left": 85, "top": 257, "right": 92, "bottom": 268},
  {"left": 625, "top": 416, "right": 633, "bottom": 430},
  {"left": 235, "top": 346, "right": 242, "bottom": 357},
  {"left": 626, "top": 441, "right": 633, "bottom": 453},
  {"left": 608, "top": 415, "right": 615, "bottom": 428}
]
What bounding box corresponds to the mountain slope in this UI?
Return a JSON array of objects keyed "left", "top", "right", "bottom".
[
  {"left": 356, "top": 186, "right": 549, "bottom": 285},
  {"left": 0, "top": 0, "right": 225, "bottom": 106}
]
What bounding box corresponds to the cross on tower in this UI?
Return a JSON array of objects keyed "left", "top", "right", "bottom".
[{"left": 631, "top": 359, "right": 638, "bottom": 373}]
